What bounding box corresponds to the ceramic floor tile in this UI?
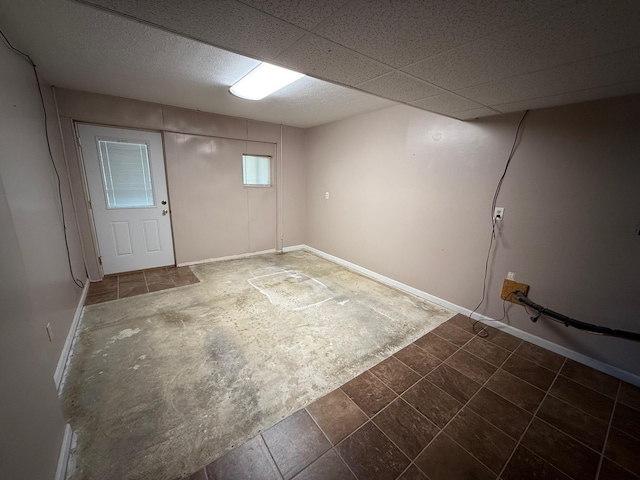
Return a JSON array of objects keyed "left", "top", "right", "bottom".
[
  {"left": 502, "top": 354, "right": 556, "bottom": 391},
  {"left": 413, "top": 333, "right": 458, "bottom": 361},
  {"left": 481, "top": 325, "right": 522, "bottom": 351},
  {"left": 466, "top": 387, "right": 531, "bottom": 439},
  {"left": 426, "top": 364, "right": 481, "bottom": 404},
  {"left": 414, "top": 433, "right": 494, "bottom": 480},
  {"left": 372, "top": 398, "right": 439, "bottom": 460},
  {"left": 485, "top": 368, "right": 545, "bottom": 413},
  {"left": 85, "top": 289, "right": 118, "bottom": 305},
  {"left": 462, "top": 336, "right": 511, "bottom": 367},
  {"left": 393, "top": 343, "right": 441, "bottom": 376},
  {"left": 605, "top": 428, "right": 640, "bottom": 476},
  {"left": 444, "top": 407, "right": 516, "bottom": 473},
  {"left": 118, "top": 282, "right": 148, "bottom": 298},
  {"left": 206, "top": 435, "right": 282, "bottom": 480},
  {"left": 431, "top": 322, "right": 474, "bottom": 347},
  {"left": 119, "top": 272, "right": 146, "bottom": 284},
  {"left": 502, "top": 445, "right": 571, "bottom": 480},
  {"left": 88, "top": 276, "right": 118, "bottom": 293},
  {"left": 402, "top": 378, "right": 463, "bottom": 428},
  {"left": 612, "top": 403, "right": 640, "bottom": 441},
  {"left": 306, "top": 389, "right": 367, "bottom": 445},
  {"left": 598, "top": 458, "right": 640, "bottom": 480},
  {"left": 292, "top": 449, "right": 355, "bottom": 480},
  {"left": 340, "top": 371, "right": 396, "bottom": 418},
  {"left": 514, "top": 341, "right": 565, "bottom": 372},
  {"left": 262, "top": 409, "right": 331, "bottom": 479},
  {"left": 369, "top": 356, "right": 421, "bottom": 394},
  {"left": 618, "top": 382, "right": 640, "bottom": 411},
  {"left": 537, "top": 394, "right": 608, "bottom": 451},
  {"left": 445, "top": 314, "right": 480, "bottom": 335},
  {"left": 549, "top": 375, "right": 614, "bottom": 422},
  {"left": 337, "top": 422, "right": 410, "bottom": 480},
  {"left": 521, "top": 418, "right": 600, "bottom": 480},
  {"left": 396, "top": 464, "right": 427, "bottom": 480},
  {"left": 445, "top": 349, "right": 497, "bottom": 384},
  {"left": 560, "top": 359, "right": 620, "bottom": 398}
]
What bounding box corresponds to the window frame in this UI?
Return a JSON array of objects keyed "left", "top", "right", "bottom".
[{"left": 242, "top": 154, "right": 273, "bottom": 188}]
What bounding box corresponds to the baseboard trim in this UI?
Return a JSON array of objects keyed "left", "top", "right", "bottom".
[
  {"left": 177, "top": 249, "right": 277, "bottom": 267},
  {"left": 291, "top": 245, "right": 640, "bottom": 387},
  {"left": 54, "top": 279, "right": 89, "bottom": 391},
  {"left": 55, "top": 424, "right": 73, "bottom": 480}
]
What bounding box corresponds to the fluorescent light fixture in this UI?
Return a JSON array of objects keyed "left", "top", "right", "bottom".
[{"left": 229, "top": 63, "right": 305, "bottom": 100}]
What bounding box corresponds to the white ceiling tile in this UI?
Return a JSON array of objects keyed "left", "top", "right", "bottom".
[
  {"left": 312, "top": 0, "right": 576, "bottom": 68},
  {"left": 80, "top": 0, "right": 305, "bottom": 60},
  {"left": 492, "top": 81, "right": 640, "bottom": 113},
  {"left": 450, "top": 107, "right": 501, "bottom": 120},
  {"left": 275, "top": 34, "right": 391, "bottom": 85},
  {"left": 356, "top": 72, "right": 445, "bottom": 103},
  {"left": 457, "top": 48, "right": 640, "bottom": 106},
  {"left": 410, "top": 94, "right": 486, "bottom": 115},
  {"left": 236, "top": 0, "right": 350, "bottom": 30},
  {"left": 403, "top": 0, "right": 640, "bottom": 91}
]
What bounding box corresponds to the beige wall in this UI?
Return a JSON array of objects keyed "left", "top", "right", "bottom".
[
  {"left": 56, "top": 89, "right": 307, "bottom": 278},
  {"left": 0, "top": 48, "right": 85, "bottom": 477},
  {"left": 305, "top": 97, "right": 640, "bottom": 377}
]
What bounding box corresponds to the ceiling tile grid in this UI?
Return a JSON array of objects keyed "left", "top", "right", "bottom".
[
  {"left": 310, "top": 0, "right": 576, "bottom": 69},
  {"left": 236, "top": 0, "right": 351, "bottom": 31},
  {"left": 457, "top": 48, "right": 640, "bottom": 107},
  {"left": 96, "top": 0, "right": 306, "bottom": 60},
  {"left": 275, "top": 34, "right": 391, "bottom": 85},
  {"left": 401, "top": 0, "right": 640, "bottom": 91},
  {"left": 356, "top": 72, "right": 445, "bottom": 103},
  {"left": 7, "top": 0, "right": 640, "bottom": 122},
  {"left": 410, "top": 93, "right": 486, "bottom": 115}
]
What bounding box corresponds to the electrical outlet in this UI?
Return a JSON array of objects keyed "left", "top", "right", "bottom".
[
  {"left": 494, "top": 207, "right": 505, "bottom": 221},
  {"left": 46, "top": 323, "right": 53, "bottom": 342},
  {"left": 325, "top": 191, "right": 330, "bottom": 200},
  {"left": 507, "top": 271, "right": 515, "bottom": 280}
]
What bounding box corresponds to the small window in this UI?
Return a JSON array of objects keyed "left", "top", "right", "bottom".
[
  {"left": 242, "top": 155, "right": 271, "bottom": 187},
  {"left": 98, "top": 140, "right": 154, "bottom": 208}
]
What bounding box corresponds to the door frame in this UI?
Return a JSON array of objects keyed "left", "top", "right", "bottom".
[{"left": 74, "top": 121, "right": 177, "bottom": 279}]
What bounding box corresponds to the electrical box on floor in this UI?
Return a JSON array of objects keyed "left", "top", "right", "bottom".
[{"left": 501, "top": 279, "right": 530, "bottom": 305}]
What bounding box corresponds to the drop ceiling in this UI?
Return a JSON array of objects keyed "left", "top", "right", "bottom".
[{"left": 1, "top": 0, "right": 639, "bottom": 127}]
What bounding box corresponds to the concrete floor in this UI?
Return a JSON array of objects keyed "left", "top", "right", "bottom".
[{"left": 61, "top": 251, "right": 454, "bottom": 480}]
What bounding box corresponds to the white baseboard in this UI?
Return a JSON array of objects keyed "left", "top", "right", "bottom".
[
  {"left": 54, "top": 279, "right": 89, "bottom": 390},
  {"left": 55, "top": 424, "right": 73, "bottom": 480},
  {"left": 289, "top": 245, "right": 640, "bottom": 387},
  {"left": 177, "top": 249, "right": 277, "bottom": 267}
]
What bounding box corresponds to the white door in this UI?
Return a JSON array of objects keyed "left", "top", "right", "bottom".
[{"left": 78, "top": 124, "right": 175, "bottom": 275}]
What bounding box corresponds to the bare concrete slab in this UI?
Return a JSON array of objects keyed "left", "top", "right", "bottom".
[{"left": 62, "top": 251, "right": 453, "bottom": 479}]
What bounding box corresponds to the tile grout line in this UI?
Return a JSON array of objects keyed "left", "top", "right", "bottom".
[
  {"left": 594, "top": 381, "right": 621, "bottom": 480},
  {"left": 496, "top": 357, "right": 568, "bottom": 479},
  {"left": 416, "top": 337, "right": 528, "bottom": 479},
  {"left": 259, "top": 433, "right": 286, "bottom": 480},
  {"left": 303, "top": 407, "right": 361, "bottom": 480},
  {"left": 398, "top": 328, "right": 527, "bottom": 478}
]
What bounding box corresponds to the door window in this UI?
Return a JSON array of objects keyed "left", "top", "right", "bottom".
[{"left": 98, "top": 140, "right": 154, "bottom": 208}]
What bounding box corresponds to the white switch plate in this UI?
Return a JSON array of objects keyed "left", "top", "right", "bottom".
[
  {"left": 494, "top": 207, "right": 505, "bottom": 221},
  {"left": 507, "top": 272, "right": 515, "bottom": 280},
  {"left": 325, "top": 192, "right": 330, "bottom": 199}
]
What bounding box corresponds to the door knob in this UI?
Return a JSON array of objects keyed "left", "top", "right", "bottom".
[{"left": 162, "top": 209, "right": 168, "bottom": 216}]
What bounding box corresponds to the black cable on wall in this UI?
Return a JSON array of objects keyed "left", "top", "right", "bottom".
[
  {"left": 468, "top": 110, "right": 529, "bottom": 333},
  {"left": 1, "top": 28, "right": 85, "bottom": 288}
]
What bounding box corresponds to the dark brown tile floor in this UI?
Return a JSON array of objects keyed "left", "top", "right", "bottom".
[
  {"left": 84, "top": 265, "right": 199, "bottom": 305},
  {"left": 182, "top": 314, "right": 640, "bottom": 480}
]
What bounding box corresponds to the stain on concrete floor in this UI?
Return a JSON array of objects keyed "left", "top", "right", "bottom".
[{"left": 61, "top": 251, "right": 454, "bottom": 480}]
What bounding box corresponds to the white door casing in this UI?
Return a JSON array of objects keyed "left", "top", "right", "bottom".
[{"left": 78, "top": 124, "right": 175, "bottom": 275}]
